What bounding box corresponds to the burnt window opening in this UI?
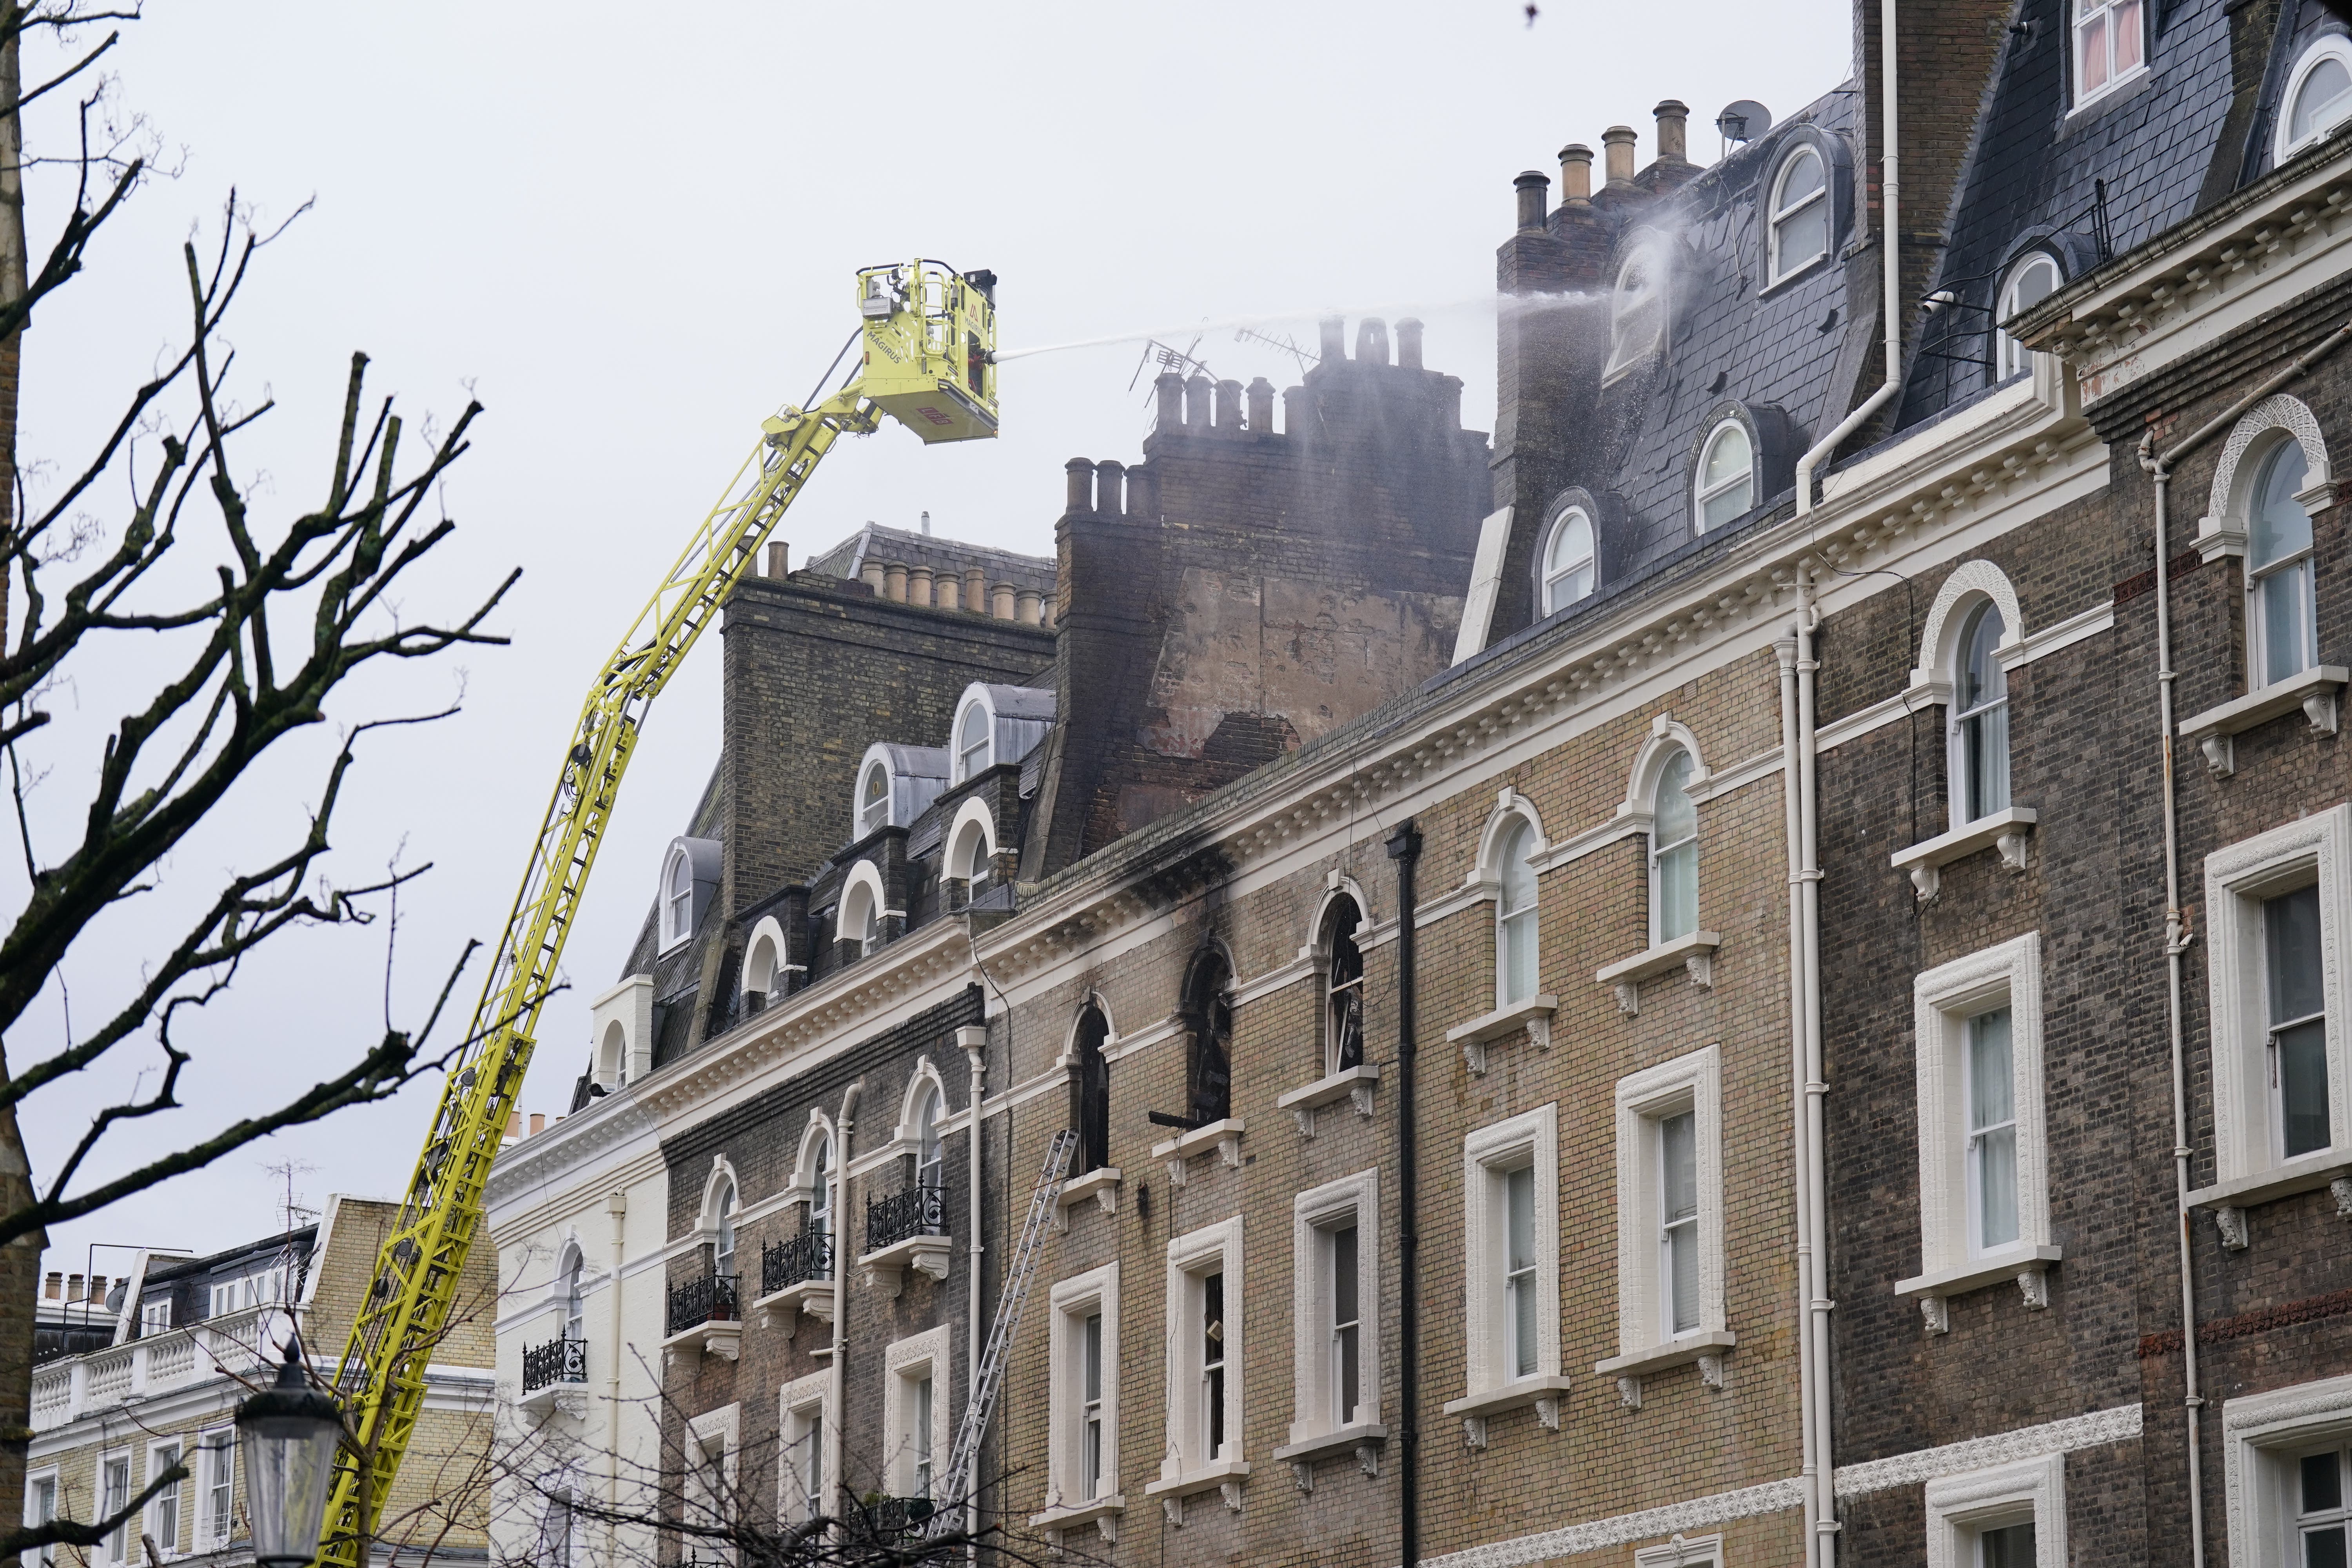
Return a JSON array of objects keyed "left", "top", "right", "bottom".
[
  {"left": 1184, "top": 949, "right": 1235, "bottom": 1126},
  {"left": 1073, "top": 1005, "right": 1112, "bottom": 1173}
]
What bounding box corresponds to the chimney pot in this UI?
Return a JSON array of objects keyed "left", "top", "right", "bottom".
[
  {"left": 1356, "top": 319, "right": 1392, "bottom": 365},
  {"left": 1318, "top": 315, "right": 1347, "bottom": 363},
  {"left": 1396, "top": 319, "right": 1425, "bottom": 370},
  {"left": 1065, "top": 457, "right": 1096, "bottom": 515},
  {"left": 937, "top": 572, "right": 961, "bottom": 613},
  {"left": 859, "top": 560, "right": 885, "bottom": 593},
  {"left": 1602, "top": 126, "right": 1638, "bottom": 187},
  {"left": 764, "top": 541, "right": 789, "bottom": 579},
  {"left": 1514, "top": 170, "right": 1550, "bottom": 232},
  {"left": 1015, "top": 588, "right": 1044, "bottom": 625},
  {"left": 529, "top": 1112, "right": 546, "bottom": 1136},
  {"left": 908, "top": 565, "right": 934, "bottom": 606},
  {"left": 882, "top": 562, "right": 908, "bottom": 602},
  {"left": 1283, "top": 385, "right": 1309, "bottom": 435},
  {"left": 1095, "top": 459, "right": 1125, "bottom": 517},
  {"left": 1246, "top": 377, "right": 1275, "bottom": 431},
  {"left": 991, "top": 583, "right": 1016, "bottom": 621},
  {"left": 1214, "top": 378, "right": 1244, "bottom": 431},
  {"left": 1185, "top": 372, "right": 1214, "bottom": 432},
  {"left": 964, "top": 566, "right": 985, "bottom": 610},
  {"left": 506, "top": 1111, "right": 522, "bottom": 1140},
  {"left": 1126, "top": 465, "right": 1157, "bottom": 522},
  {"left": 67, "top": 1274, "right": 82, "bottom": 1302},
  {"left": 44, "top": 1271, "right": 60, "bottom": 1300},
  {"left": 1653, "top": 100, "right": 1690, "bottom": 164},
  {"left": 1153, "top": 372, "right": 1185, "bottom": 431},
  {"left": 1558, "top": 143, "right": 1594, "bottom": 204}
]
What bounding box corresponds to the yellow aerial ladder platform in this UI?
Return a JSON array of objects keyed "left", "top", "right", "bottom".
[{"left": 317, "top": 260, "right": 999, "bottom": 1565}]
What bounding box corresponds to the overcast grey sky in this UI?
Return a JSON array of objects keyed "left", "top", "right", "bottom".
[{"left": 20, "top": 0, "right": 1848, "bottom": 1274}]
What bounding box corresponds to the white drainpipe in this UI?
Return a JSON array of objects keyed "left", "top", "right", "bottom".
[
  {"left": 828, "top": 1080, "right": 862, "bottom": 1534},
  {"left": 1795, "top": 567, "right": 1835, "bottom": 1568},
  {"left": 963, "top": 1025, "right": 987, "bottom": 1552},
  {"left": 606, "top": 1188, "right": 628, "bottom": 1559}
]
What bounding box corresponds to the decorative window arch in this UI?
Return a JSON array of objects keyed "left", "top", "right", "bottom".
[
  {"left": 954, "top": 696, "right": 994, "bottom": 783},
  {"left": 1693, "top": 418, "right": 1755, "bottom": 532},
  {"left": 661, "top": 846, "right": 695, "bottom": 951},
  {"left": 946, "top": 798, "right": 998, "bottom": 886},
  {"left": 1476, "top": 791, "right": 1547, "bottom": 1009},
  {"left": 895, "top": 1058, "right": 951, "bottom": 1190},
  {"left": 858, "top": 757, "right": 892, "bottom": 840},
  {"left": 1994, "top": 250, "right": 2062, "bottom": 381},
  {"left": 698, "top": 1158, "right": 742, "bottom": 1279},
  {"left": 837, "top": 861, "right": 889, "bottom": 957},
  {"left": 1604, "top": 237, "right": 1668, "bottom": 380},
  {"left": 1181, "top": 945, "right": 1236, "bottom": 1127},
  {"left": 595, "top": 1018, "right": 629, "bottom": 1090},
  {"left": 1070, "top": 1003, "right": 1112, "bottom": 1174},
  {"left": 2203, "top": 397, "right": 2333, "bottom": 691},
  {"left": 1648, "top": 746, "right": 1700, "bottom": 946},
  {"left": 1947, "top": 597, "right": 2013, "bottom": 826},
  {"left": 791, "top": 1115, "right": 837, "bottom": 1239},
  {"left": 1540, "top": 506, "right": 1596, "bottom": 615},
  {"left": 740, "top": 915, "right": 790, "bottom": 1013},
  {"left": 1318, "top": 891, "right": 1366, "bottom": 1077},
  {"left": 2278, "top": 34, "right": 2352, "bottom": 163},
  {"left": 1766, "top": 143, "right": 1830, "bottom": 284}
]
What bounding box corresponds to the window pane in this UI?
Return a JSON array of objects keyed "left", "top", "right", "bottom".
[
  {"left": 1778, "top": 196, "right": 1829, "bottom": 275},
  {"left": 1332, "top": 1224, "right": 1358, "bottom": 1325},
  {"left": 2112, "top": 0, "right": 2142, "bottom": 72},
  {"left": 2281, "top": 1018, "right": 2334, "bottom": 1158},
  {"left": 2260, "top": 561, "right": 2315, "bottom": 686},
  {"left": 1503, "top": 910, "right": 1537, "bottom": 1004},
  {"left": 1982, "top": 1521, "right": 2037, "bottom": 1568},
  {"left": 1702, "top": 426, "right": 1751, "bottom": 490},
  {"left": 1498, "top": 822, "right": 1536, "bottom": 912},
  {"left": 1963, "top": 705, "right": 2011, "bottom": 819},
  {"left": 1659, "top": 842, "right": 1699, "bottom": 943},
  {"left": 1506, "top": 1167, "right": 1535, "bottom": 1274},
  {"left": 2309, "top": 1526, "right": 2350, "bottom": 1568},
  {"left": 1510, "top": 1271, "right": 1537, "bottom": 1379},
  {"left": 2303, "top": 1450, "right": 2344, "bottom": 1512},
  {"left": 2081, "top": 12, "right": 2109, "bottom": 92},
  {"left": 1668, "top": 1220, "right": 1700, "bottom": 1335},
  {"left": 1083, "top": 1313, "right": 1102, "bottom": 1402},
  {"left": 1776, "top": 147, "right": 1825, "bottom": 207},
  {"left": 1655, "top": 752, "right": 1696, "bottom": 843},
  {"left": 1661, "top": 1112, "right": 1698, "bottom": 1221},
  {"left": 1958, "top": 603, "right": 2007, "bottom": 711},
  {"left": 1548, "top": 512, "right": 1592, "bottom": 574},
  {"left": 2295, "top": 57, "right": 2352, "bottom": 143},
  {"left": 2255, "top": 442, "right": 2315, "bottom": 569},
  {"left": 1969, "top": 1010, "right": 2015, "bottom": 1129},
  {"left": 2268, "top": 885, "right": 2325, "bottom": 1026}
]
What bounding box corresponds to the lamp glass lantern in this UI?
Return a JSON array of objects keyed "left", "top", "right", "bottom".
[{"left": 237, "top": 1344, "right": 345, "bottom": 1568}]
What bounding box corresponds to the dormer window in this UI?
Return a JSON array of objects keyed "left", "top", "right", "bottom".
[
  {"left": 1766, "top": 145, "right": 1829, "bottom": 284},
  {"left": 859, "top": 761, "right": 890, "bottom": 838},
  {"left": 1542, "top": 508, "right": 1595, "bottom": 614},
  {"left": 2072, "top": 0, "right": 2144, "bottom": 110},
  {"left": 1995, "top": 252, "right": 2062, "bottom": 381},
  {"left": 2280, "top": 37, "right": 2352, "bottom": 162},
  {"left": 1694, "top": 420, "right": 1754, "bottom": 532},
  {"left": 1604, "top": 245, "right": 1664, "bottom": 379},
  {"left": 661, "top": 848, "right": 694, "bottom": 950},
  {"left": 956, "top": 701, "right": 993, "bottom": 782}
]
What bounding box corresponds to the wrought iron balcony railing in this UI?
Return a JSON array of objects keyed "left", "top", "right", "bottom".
[
  {"left": 665, "top": 1272, "right": 739, "bottom": 1335},
  {"left": 859, "top": 1496, "right": 936, "bottom": 1537},
  {"left": 865, "top": 1184, "right": 946, "bottom": 1253},
  {"left": 762, "top": 1231, "right": 834, "bottom": 1296},
  {"left": 522, "top": 1334, "right": 587, "bottom": 1392}
]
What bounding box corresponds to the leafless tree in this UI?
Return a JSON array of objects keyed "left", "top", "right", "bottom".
[{"left": 0, "top": 2, "right": 523, "bottom": 1555}]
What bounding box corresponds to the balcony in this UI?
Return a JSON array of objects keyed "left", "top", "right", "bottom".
[
  {"left": 29, "top": 1304, "right": 291, "bottom": 1433},
  {"left": 858, "top": 1496, "right": 936, "bottom": 1539},
  {"left": 519, "top": 1334, "right": 587, "bottom": 1416},
  {"left": 660, "top": 1273, "right": 741, "bottom": 1365},
  {"left": 754, "top": 1232, "right": 836, "bottom": 1334},
  {"left": 858, "top": 1184, "right": 951, "bottom": 1296}
]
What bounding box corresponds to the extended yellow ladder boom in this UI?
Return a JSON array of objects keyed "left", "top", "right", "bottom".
[{"left": 318, "top": 261, "right": 998, "bottom": 1564}]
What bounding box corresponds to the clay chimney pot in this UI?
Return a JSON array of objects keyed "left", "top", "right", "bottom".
[
  {"left": 1514, "top": 170, "right": 1550, "bottom": 232},
  {"left": 1246, "top": 377, "right": 1275, "bottom": 431},
  {"left": 1653, "top": 100, "right": 1690, "bottom": 164},
  {"left": 1318, "top": 315, "right": 1347, "bottom": 363},
  {"left": 991, "top": 583, "right": 1016, "bottom": 621},
  {"left": 908, "top": 565, "right": 934, "bottom": 607},
  {"left": 529, "top": 1112, "right": 546, "bottom": 1136},
  {"left": 1185, "top": 372, "right": 1214, "bottom": 432},
  {"left": 1065, "top": 457, "right": 1096, "bottom": 515},
  {"left": 1602, "top": 125, "right": 1638, "bottom": 187},
  {"left": 882, "top": 562, "right": 908, "bottom": 602},
  {"left": 964, "top": 566, "right": 986, "bottom": 610},
  {"left": 1095, "top": 459, "right": 1125, "bottom": 517},
  {"left": 1154, "top": 372, "right": 1185, "bottom": 431},
  {"left": 1558, "top": 143, "right": 1593, "bottom": 204},
  {"left": 1356, "top": 319, "right": 1391, "bottom": 365},
  {"left": 764, "top": 540, "right": 789, "bottom": 579},
  {"left": 1214, "top": 379, "right": 1244, "bottom": 432},
  {"left": 938, "top": 572, "right": 961, "bottom": 613},
  {"left": 1396, "top": 319, "right": 1425, "bottom": 370}
]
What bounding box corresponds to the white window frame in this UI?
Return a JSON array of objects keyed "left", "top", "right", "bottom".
[
  {"left": 857, "top": 759, "right": 891, "bottom": 839},
  {"left": 1692, "top": 419, "right": 1754, "bottom": 534},
  {"left": 1634, "top": 1535, "right": 1724, "bottom": 1568},
  {"left": 145, "top": 1439, "right": 183, "bottom": 1559},
  {"left": 1461, "top": 1105, "right": 1560, "bottom": 1398},
  {"left": 2277, "top": 35, "right": 2352, "bottom": 163},
  {"left": 777, "top": 1370, "right": 835, "bottom": 1524},
  {"left": 1996, "top": 252, "right": 2062, "bottom": 381},
  {"left": 2070, "top": 0, "right": 2147, "bottom": 113},
  {"left": 1766, "top": 142, "right": 1830, "bottom": 285},
  {"left": 2224, "top": 1372, "right": 2352, "bottom": 1568},
  {"left": 1288, "top": 1169, "right": 1381, "bottom": 1448},
  {"left": 1924, "top": 1451, "right": 2067, "bottom": 1568},
  {"left": 1493, "top": 814, "right": 1541, "bottom": 1008},
  {"left": 681, "top": 1403, "right": 740, "bottom": 1561},
  {"left": 1947, "top": 595, "right": 2013, "bottom": 829},
  {"left": 946, "top": 798, "right": 997, "bottom": 886},
  {"left": 23, "top": 1465, "right": 57, "bottom": 1568},
  {"left": 954, "top": 696, "right": 994, "bottom": 782},
  {"left": 660, "top": 846, "right": 694, "bottom": 951},
  {"left": 1606, "top": 1047, "right": 1728, "bottom": 1366},
  {"left": 1540, "top": 506, "right": 1595, "bottom": 615},
  {"left": 1648, "top": 745, "right": 1700, "bottom": 947},
  {"left": 1044, "top": 1263, "right": 1122, "bottom": 1515},
  {"left": 194, "top": 1427, "right": 234, "bottom": 1549},
  {"left": 99, "top": 1449, "right": 131, "bottom": 1566},
  {"left": 1904, "top": 933, "right": 2057, "bottom": 1306},
  {"left": 2202, "top": 806, "right": 2352, "bottom": 1203},
  {"left": 882, "top": 1325, "right": 951, "bottom": 1501},
  {"left": 1158, "top": 1216, "right": 1245, "bottom": 1488},
  {"left": 2245, "top": 432, "right": 2321, "bottom": 691}
]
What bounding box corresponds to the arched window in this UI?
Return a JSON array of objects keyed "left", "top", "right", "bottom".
[
  {"left": 2250, "top": 437, "right": 2319, "bottom": 688},
  {"left": 1322, "top": 897, "right": 1365, "bottom": 1076},
  {"left": 806, "top": 1134, "right": 833, "bottom": 1239},
  {"left": 597, "top": 1019, "right": 628, "bottom": 1089},
  {"left": 559, "top": 1247, "right": 585, "bottom": 1343},
  {"left": 1184, "top": 950, "right": 1234, "bottom": 1126},
  {"left": 1604, "top": 246, "right": 1664, "bottom": 378},
  {"left": 858, "top": 760, "right": 891, "bottom": 839},
  {"left": 2280, "top": 37, "right": 2352, "bottom": 160},
  {"left": 1496, "top": 820, "right": 1539, "bottom": 1006},
  {"left": 956, "top": 701, "right": 993, "bottom": 782},
  {"left": 1073, "top": 1007, "right": 1111, "bottom": 1173},
  {"left": 712, "top": 1180, "right": 738, "bottom": 1280},
  {"left": 1951, "top": 601, "right": 2011, "bottom": 824},
  {"left": 1650, "top": 750, "right": 1699, "bottom": 945},
  {"left": 1995, "top": 252, "right": 2062, "bottom": 381},
  {"left": 1694, "top": 421, "right": 1754, "bottom": 532},
  {"left": 1542, "top": 509, "right": 1595, "bottom": 614},
  {"left": 661, "top": 849, "right": 694, "bottom": 948},
  {"left": 949, "top": 812, "right": 994, "bottom": 887},
  {"left": 910, "top": 1084, "right": 943, "bottom": 1191},
  {"left": 1767, "top": 145, "right": 1829, "bottom": 283},
  {"left": 839, "top": 875, "right": 882, "bottom": 958}
]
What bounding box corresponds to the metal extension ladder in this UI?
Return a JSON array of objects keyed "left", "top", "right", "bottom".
[{"left": 930, "top": 1127, "right": 1078, "bottom": 1534}]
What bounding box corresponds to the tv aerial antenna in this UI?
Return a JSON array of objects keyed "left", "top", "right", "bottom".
[
  {"left": 1128, "top": 334, "right": 1214, "bottom": 395},
  {"left": 1233, "top": 325, "right": 1319, "bottom": 376}
]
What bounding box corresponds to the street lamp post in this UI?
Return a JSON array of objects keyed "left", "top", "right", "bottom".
[{"left": 237, "top": 1341, "right": 345, "bottom": 1568}]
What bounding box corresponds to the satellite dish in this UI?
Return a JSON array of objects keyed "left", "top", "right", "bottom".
[{"left": 1716, "top": 100, "right": 1772, "bottom": 144}]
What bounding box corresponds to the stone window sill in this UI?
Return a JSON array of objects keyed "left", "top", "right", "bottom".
[
  {"left": 1444, "top": 996, "right": 1558, "bottom": 1074},
  {"left": 1441, "top": 1374, "right": 1572, "bottom": 1447},
  {"left": 1890, "top": 807, "right": 2038, "bottom": 899},
  {"left": 1053, "top": 1166, "right": 1121, "bottom": 1232},
  {"left": 1028, "top": 1495, "right": 1123, "bottom": 1545},
  {"left": 1895, "top": 1243, "right": 2062, "bottom": 1333},
  {"left": 2177, "top": 665, "right": 2347, "bottom": 776},
  {"left": 517, "top": 1380, "right": 589, "bottom": 1418},
  {"left": 658, "top": 1317, "right": 741, "bottom": 1367},
  {"left": 1594, "top": 931, "right": 1722, "bottom": 1016},
  {"left": 2187, "top": 1149, "right": 2352, "bottom": 1251},
  {"left": 1150, "top": 1118, "right": 1243, "bottom": 1187},
  {"left": 1594, "top": 1330, "right": 1733, "bottom": 1406},
  {"left": 1143, "top": 1459, "right": 1249, "bottom": 1524},
  {"left": 1275, "top": 1065, "right": 1379, "bottom": 1135},
  {"left": 1272, "top": 1422, "right": 1386, "bottom": 1491},
  {"left": 856, "top": 1234, "right": 951, "bottom": 1297},
  {"left": 751, "top": 1278, "right": 834, "bottom": 1332}
]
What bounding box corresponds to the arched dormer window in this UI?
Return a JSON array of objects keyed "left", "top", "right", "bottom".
[
  {"left": 859, "top": 759, "right": 891, "bottom": 839},
  {"left": 1321, "top": 896, "right": 1365, "bottom": 1077},
  {"left": 558, "top": 1245, "right": 585, "bottom": 1343},
  {"left": 741, "top": 917, "right": 788, "bottom": 1014},
  {"left": 1183, "top": 948, "right": 1234, "bottom": 1126},
  {"left": 955, "top": 701, "right": 993, "bottom": 782},
  {"left": 2250, "top": 436, "right": 2319, "bottom": 688},
  {"left": 1951, "top": 600, "right": 2011, "bottom": 824},
  {"left": 947, "top": 799, "right": 997, "bottom": 891},
  {"left": 1541, "top": 508, "right": 1596, "bottom": 614},
  {"left": 1767, "top": 144, "right": 1830, "bottom": 284},
  {"left": 1650, "top": 748, "right": 1699, "bottom": 945},
  {"left": 1604, "top": 243, "right": 1665, "bottom": 379},
  {"left": 837, "top": 862, "right": 888, "bottom": 958},
  {"left": 1995, "top": 251, "right": 2062, "bottom": 381},
  {"left": 2279, "top": 35, "right": 2352, "bottom": 162},
  {"left": 1694, "top": 420, "right": 1754, "bottom": 532},
  {"left": 1494, "top": 819, "right": 1540, "bottom": 1007},
  {"left": 1072, "top": 1005, "right": 1111, "bottom": 1174},
  {"left": 662, "top": 848, "right": 695, "bottom": 950},
  {"left": 596, "top": 1019, "right": 628, "bottom": 1090}
]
